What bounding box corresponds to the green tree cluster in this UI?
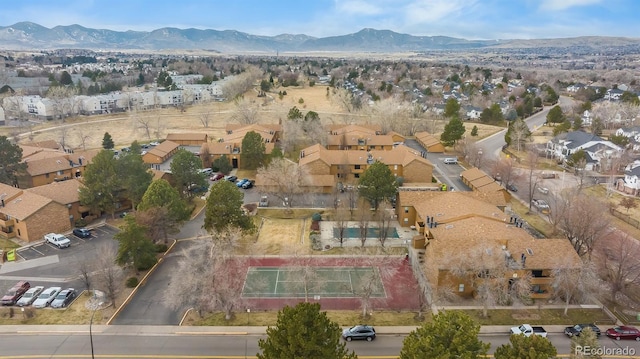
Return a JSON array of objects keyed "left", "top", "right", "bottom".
[
  {"left": 257, "top": 302, "right": 357, "bottom": 359},
  {"left": 114, "top": 215, "right": 157, "bottom": 272},
  {"left": 240, "top": 131, "right": 266, "bottom": 170},
  {"left": 204, "top": 180, "right": 254, "bottom": 233},
  {"left": 169, "top": 148, "right": 206, "bottom": 197},
  {"left": 440, "top": 116, "right": 466, "bottom": 147},
  {"left": 0, "top": 136, "right": 26, "bottom": 186},
  {"left": 494, "top": 334, "right": 557, "bottom": 359},
  {"left": 211, "top": 154, "right": 233, "bottom": 174},
  {"left": 480, "top": 103, "right": 504, "bottom": 124},
  {"left": 400, "top": 311, "right": 489, "bottom": 358},
  {"left": 358, "top": 161, "right": 398, "bottom": 210}
]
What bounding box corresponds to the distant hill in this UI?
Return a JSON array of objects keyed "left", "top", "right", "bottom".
[{"left": 0, "top": 22, "right": 638, "bottom": 53}]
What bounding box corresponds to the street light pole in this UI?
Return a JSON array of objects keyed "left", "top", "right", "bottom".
[{"left": 89, "top": 306, "right": 96, "bottom": 359}]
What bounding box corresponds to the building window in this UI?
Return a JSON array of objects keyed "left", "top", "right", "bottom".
[
  {"left": 404, "top": 207, "right": 409, "bottom": 213},
  {"left": 458, "top": 284, "right": 465, "bottom": 292},
  {"left": 394, "top": 165, "right": 398, "bottom": 170},
  {"left": 404, "top": 218, "right": 408, "bottom": 223},
  {"left": 354, "top": 165, "right": 361, "bottom": 170},
  {"left": 57, "top": 170, "right": 63, "bottom": 175},
  {"left": 45, "top": 173, "right": 50, "bottom": 178},
  {"left": 354, "top": 174, "right": 360, "bottom": 179}
]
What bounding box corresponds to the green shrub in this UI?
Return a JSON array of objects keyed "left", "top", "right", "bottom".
[
  {"left": 75, "top": 218, "right": 87, "bottom": 227},
  {"left": 126, "top": 277, "right": 139, "bottom": 288},
  {"left": 136, "top": 256, "right": 157, "bottom": 271},
  {"left": 155, "top": 243, "right": 169, "bottom": 253},
  {"left": 311, "top": 212, "right": 322, "bottom": 221}
]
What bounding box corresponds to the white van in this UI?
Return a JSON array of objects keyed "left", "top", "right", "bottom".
[{"left": 443, "top": 158, "right": 458, "bottom": 164}]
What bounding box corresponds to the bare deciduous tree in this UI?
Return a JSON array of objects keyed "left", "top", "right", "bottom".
[
  {"left": 199, "top": 111, "right": 211, "bottom": 128},
  {"left": 231, "top": 97, "right": 259, "bottom": 124},
  {"left": 552, "top": 259, "right": 598, "bottom": 315},
  {"left": 76, "top": 258, "right": 94, "bottom": 292},
  {"left": 559, "top": 192, "right": 611, "bottom": 260},
  {"left": 510, "top": 118, "right": 530, "bottom": 152},
  {"left": 348, "top": 257, "right": 398, "bottom": 318},
  {"left": 376, "top": 201, "right": 394, "bottom": 247},
  {"left": 75, "top": 127, "right": 91, "bottom": 150},
  {"left": 524, "top": 150, "right": 541, "bottom": 211},
  {"left": 94, "top": 244, "right": 123, "bottom": 307},
  {"left": 137, "top": 116, "right": 152, "bottom": 139},
  {"left": 135, "top": 207, "right": 180, "bottom": 244},
  {"left": 256, "top": 158, "right": 309, "bottom": 213},
  {"left": 334, "top": 205, "right": 350, "bottom": 247},
  {"left": 598, "top": 231, "right": 640, "bottom": 302},
  {"left": 357, "top": 205, "right": 372, "bottom": 248}
]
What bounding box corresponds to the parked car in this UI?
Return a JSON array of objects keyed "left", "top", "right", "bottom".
[
  {"left": 199, "top": 168, "right": 214, "bottom": 176},
  {"left": 507, "top": 183, "right": 518, "bottom": 192},
  {"left": 342, "top": 325, "right": 376, "bottom": 341},
  {"left": 1, "top": 281, "right": 30, "bottom": 306},
  {"left": 149, "top": 141, "right": 160, "bottom": 146},
  {"left": 236, "top": 178, "right": 250, "bottom": 188},
  {"left": 72, "top": 228, "right": 91, "bottom": 238},
  {"left": 32, "top": 287, "right": 62, "bottom": 308},
  {"left": 242, "top": 180, "right": 254, "bottom": 189},
  {"left": 141, "top": 144, "right": 150, "bottom": 149},
  {"left": 259, "top": 196, "right": 269, "bottom": 207},
  {"left": 50, "top": 288, "right": 76, "bottom": 308},
  {"left": 225, "top": 175, "right": 238, "bottom": 182},
  {"left": 537, "top": 186, "right": 549, "bottom": 194},
  {"left": 210, "top": 173, "right": 224, "bottom": 181},
  {"left": 540, "top": 172, "right": 556, "bottom": 179},
  {"left": 443, "top": 157, "right": 458, "bottom": 164},
  {"left": 564, "top": 324, "right": 601, "bottom": 337},
  {"left": 44, "top": 233, "right": 71, "bottom": 248},
  {"left": 531, "top": 199, "right": 550, "bottom": 214},
  {"left": 510, "top": 324, "right": 547, "bottom": 337},
  {"left": 605, "top": 326, "right": 640, "bottom": 340},
  {"left": 16, "top": 286, "right": 44, "bottom": 307}
]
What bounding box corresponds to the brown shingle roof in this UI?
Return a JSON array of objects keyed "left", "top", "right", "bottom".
[
  {"left": 0, "top": 190, "right": 52, "bottom": 220},
  {"left": 414, "top": 131, "right": 442, "bottom": 147},
  {"left": 22, "top": 140, "right": 62, "bottom": 150},
  {"left": 223, "top": 124, "right": 281, "bottom": 143},
  {"left": 24, "top": 155, "right": 73, "bottom": 176},
  {"left": 460, "top": 167, "right": 486, "bottom": 182},
  {"left": 26, "top": 178, "right": 82, "bottom": 205},
  {"left": 400, "top": 191, "right": 506, "bottom": 223},
  {"left": 298, "top": 144, "right": 433, "bottom": 168},
  {"left": 146, "top": 140, "right": 180, "bottom": 157},
  {"left": 0, "top": 183, "right": 23, "bottom": 203},
  {"left": 19, "top": 145, "right": 65, "bottom": 161}
]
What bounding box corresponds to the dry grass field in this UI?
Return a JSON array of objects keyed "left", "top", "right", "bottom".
[{"left": 254, "top": 217, "right": 308, "bottom": 255}]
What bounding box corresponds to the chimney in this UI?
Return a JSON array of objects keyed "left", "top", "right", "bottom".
[
  {"left": 521, "top": 253, "right": 527, "bottom": 267},
  {"left": 426, "top": 216, "right": 430, "bottom": 223},
  {"left": 1, "top": 199, "right": 4, "bottom": 207},
  {"left": 434, "top": 222, "right": 438, "bottom": 228}
]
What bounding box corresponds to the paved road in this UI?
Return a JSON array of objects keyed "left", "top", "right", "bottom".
[
  {"left": 403, "top": 139, "right": 470, "bottom": 191},
  {"left": 0, "top": 328, "right": 636, "bottom": 358},
  {"left": 477, "top": 95, "right": 575, "bottom": 163}
]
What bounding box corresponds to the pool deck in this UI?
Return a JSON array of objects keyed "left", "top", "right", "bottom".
[{"left": 319, "top": 221, "right": 418, "bottom": 248}]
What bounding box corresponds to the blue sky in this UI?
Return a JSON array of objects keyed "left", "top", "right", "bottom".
[{"left": 1, "top": 0, "right": 638, "bottom": 40}]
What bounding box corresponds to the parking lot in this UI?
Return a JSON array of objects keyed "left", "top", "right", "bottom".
[{"left": 0, "top": 225, "right": 119, "bottom": 299}]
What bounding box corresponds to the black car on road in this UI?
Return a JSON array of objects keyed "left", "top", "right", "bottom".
[
  {"left": 342, "top": 325, "right": 376, "bottom": 341},
  {"left": 564, "top": 323, "right": 601, "bottom": 337}
]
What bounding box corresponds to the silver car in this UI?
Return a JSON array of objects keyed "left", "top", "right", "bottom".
[
  {"left": 32, "top": 287, "right": 62, "bottom": 308},
  {"left": 16, "top": 286, "right": 44, "bottom": 307}
]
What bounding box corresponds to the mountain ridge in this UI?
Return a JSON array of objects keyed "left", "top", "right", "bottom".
[{"left": 0, "top": 22, "right": 638, "bottom": 53}]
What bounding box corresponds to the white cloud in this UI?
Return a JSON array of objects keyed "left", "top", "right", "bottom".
[{"left": 539, "top": 0, "right": 602, "bottom": 11}]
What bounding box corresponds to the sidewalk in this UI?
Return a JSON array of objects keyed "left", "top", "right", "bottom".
[{"left": 0, "top": 324, "right": 572, "bottom": 336}]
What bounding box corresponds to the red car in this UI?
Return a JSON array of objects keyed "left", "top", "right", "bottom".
[
  {"left": 1, "top": 280, "right": 31, "bottom": 306},
  {"left": 605, "top": 326, "right": 640, "bottom": 340},
  {"left": 210, "top": 173, "right": 224, "bottom": 181}
]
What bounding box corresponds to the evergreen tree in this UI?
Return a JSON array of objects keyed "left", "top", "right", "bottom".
[
  {"left": 471, "top": 125, "right": 479, "bottom": 137},
  {"left": 546, "top": 105, "right": 565, "bottom": 125},
  {"left": 257, "top": 302, "right": 357, "bottom": 359},
  {"left": 118, "top": 143, "right": 153, "bottom": 210},
  {"left": 114, "top": 215, "right": 157, "bottom": 271},
  {"left": 169, "top": 149, "right": 206, "bottom": 198},
  {"left": 240, "top": 131, "right": 266, "bottom": 170},
  {"left": 0, "top": 136, "right": 26, "bottom": 186},
  {"left": 440, "top": 116, "right": 466, "bottom": 147},
  {"left": 102, "top": 132, "right": 114, "bottom": 149},
  {"left": 400, "top": 311, "right": 489, "bottom": 359},
  {"left": 211, "top": 155, "right": 233, "bottom": 174},
  {"left": 494, "top": 334, "right": 557, "bottom": 359},
  {"left": 444, "top": 98, "right": 461, "bottom": 118},
  {"left": 358, "top": 161, "right": 398, "bottom": 210},
  {"left": 204, "top": 180, "right": 254, "bottom": 233},
  {"left": 570, "top": 327, "right": 600, "bottom": 359},
  {"left": 79, "top": 149, "right": 120, "bottom": 218},
  {"left": 138, "top": 179, "right": 190, "bottom": 222}
]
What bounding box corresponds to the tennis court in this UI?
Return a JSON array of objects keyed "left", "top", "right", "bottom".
[{"left": 242, "top": 266, "right": 386, "bottom": 298}]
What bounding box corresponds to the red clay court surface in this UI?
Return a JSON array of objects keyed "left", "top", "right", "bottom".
[{"left": 234, "top": 256, "right": 422, "bottom": 311}]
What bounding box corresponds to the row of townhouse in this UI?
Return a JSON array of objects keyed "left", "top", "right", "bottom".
[
  {"left": 17, "top": 144, "right": 99, "bottom": 188},
  {"left": 397, "top": 191, "right": 581, "bottom": 299},
  {"left": 1, "top": 83, "right": 225, "bottom": 120}
]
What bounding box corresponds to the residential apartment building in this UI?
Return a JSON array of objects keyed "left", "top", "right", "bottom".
[
  {"left": 18, "top": 146, "right": 98, "bottom": 188},
  {"left": 397, "top": 191, "right": 580, "bottom": 299},
  {"left": 0, "top": 183, "right": 71, "bottom": 242},
  {"left": 27, "top": 178, "right": 101, "bottom": 225},
  {"left": 325, "top": 124, "right": 404, "bottom": 151},
  {"left": 298, "top": 144, "right": 434, "bottom": 192}
]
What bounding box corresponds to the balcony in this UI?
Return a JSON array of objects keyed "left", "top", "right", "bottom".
[
  {"left": 0, "top": 215, "right": 15, "bottom": 228},
  {"left": 0, "top": 229, "right": 16, "bottom": 239},
  {"left": 530, "top": 277, "right": 553, "bottom": 285}
]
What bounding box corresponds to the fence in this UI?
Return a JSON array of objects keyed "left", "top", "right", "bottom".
[{"left": 611, "top": 208, "right": 640, "bottom": 229}]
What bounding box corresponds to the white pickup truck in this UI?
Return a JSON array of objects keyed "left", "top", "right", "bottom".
[
  {"left": 511, "top": 324, "right": 548, "bottom": 337},
  {"left": 44, "top": 233, "right": 71, "bottom": 248}
]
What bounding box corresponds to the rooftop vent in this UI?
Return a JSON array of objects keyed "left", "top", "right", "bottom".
[{"left": 526, "top": 248, "right": 534, "bottom": 256}]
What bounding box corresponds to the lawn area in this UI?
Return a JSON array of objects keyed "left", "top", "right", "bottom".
[
  {"left": 0, "top": 238, "right": 20, "bottom": 252},
  {"left": 459, "top": 308, "right": 613, "bottom": 326},
  {"left": 253, "top": 217, "right": 307, "bottom": 255},
  {"left": 187, "top": 310, "right": 428, "bottom": 326},
  {"left": 234, "top": 169, "right": 256, "bottom": 180},
  {"left": 509, "top": 200, "right": 555, "bottom": 237},
  {"left": 257, "top": 208, "right": 324, "bottom": 219}
]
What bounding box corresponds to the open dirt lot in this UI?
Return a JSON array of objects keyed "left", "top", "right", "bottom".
[{"left": 254, "top": 217, "right": 308, "bottom": 255}]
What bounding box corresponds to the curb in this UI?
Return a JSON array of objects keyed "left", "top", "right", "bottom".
[{"left": 106, "top": 238, "right": 179, "bottom": 325}]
